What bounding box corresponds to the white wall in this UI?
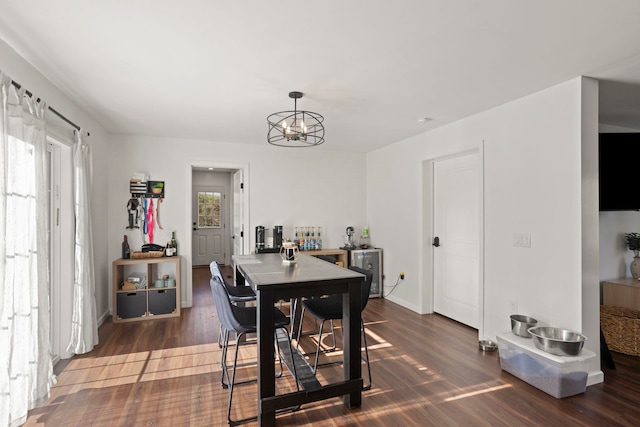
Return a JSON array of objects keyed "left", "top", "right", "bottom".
[
  {"left": 367, "top": 77, "right": 602, "bottom": 383},
  {"left": 0, "top": 40, "right": 112, "bottom": 332},
  {"left": 107, "top": 135, "right": 367, "bottom": 308}
]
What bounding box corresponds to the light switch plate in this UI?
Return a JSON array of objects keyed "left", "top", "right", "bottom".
[{"left": 513, "top": 233, "right": 531, "bottom": 248}]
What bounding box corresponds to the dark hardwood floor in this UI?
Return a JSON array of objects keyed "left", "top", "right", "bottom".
[{"left": 25, "top": 265, "right": 640, "bottom": 426}]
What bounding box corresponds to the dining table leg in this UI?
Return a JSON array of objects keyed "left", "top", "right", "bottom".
[
  {"left": 257, "top": 289, "right": 277, "bottom": 426},
  {"left": 343, "top": 279, "right": 362, "bottom": 408}
]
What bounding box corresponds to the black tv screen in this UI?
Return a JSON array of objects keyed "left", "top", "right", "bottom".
[{"left": 599, "top": 133, "right": 640, "bottom": 211}]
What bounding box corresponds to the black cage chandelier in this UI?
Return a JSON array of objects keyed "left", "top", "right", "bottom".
[{"left": 267, "top": 91, "right": 325, "bottom": 147}]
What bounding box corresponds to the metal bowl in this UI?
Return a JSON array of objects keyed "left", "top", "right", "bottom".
[
  {"left": 510, "top": 314, "right": 538, "bottom": 338},
  {"left": 478, "top": 340, "right": 498, "bottom": 352},
  {"left": 527, "top": 326, "right": 587, "bottom": 356}
]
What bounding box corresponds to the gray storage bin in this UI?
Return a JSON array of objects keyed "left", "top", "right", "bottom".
[
  {"left": 149, "top": 288, "right": 177, "bottom": 315},
  {"left": 117, "top": 292, "right": 147, "bottom": 319}
]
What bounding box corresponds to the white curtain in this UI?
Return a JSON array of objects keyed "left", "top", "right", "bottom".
[
  {"left": 0, "top": 72, "right": 54, "bottom": 427},
  {"left": 67, "top": 131, "right": 98, "bottom": 355}
]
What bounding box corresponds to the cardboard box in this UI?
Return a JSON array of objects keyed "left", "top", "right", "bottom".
[{"left": 122, "top": 281, "right": 136, "bottom": 291}]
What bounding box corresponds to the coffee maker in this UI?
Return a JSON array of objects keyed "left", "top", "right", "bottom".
[
  {"left": 274, "top": 225, "right": 283, "bottom": 249},
  {"left": 256, "top": 226, "right": 265, "bottom": 250},
  {"left": 256, "top": 225, "right": 283, "bottom": 253}
]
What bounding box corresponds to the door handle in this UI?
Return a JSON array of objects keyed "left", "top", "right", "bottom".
[{"left": 433, "top": 236, "right": 440, "bottom": 247}]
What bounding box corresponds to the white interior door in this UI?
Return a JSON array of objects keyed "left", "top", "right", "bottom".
[
  {"left": 433, "top": 152, "right": 480, "bottom": 328},
  {"left": 192, "top": 185, "right": 226, "bottom": 266},
  {"left": 232, "top": 170, "right": 244, "bottom": 259}
]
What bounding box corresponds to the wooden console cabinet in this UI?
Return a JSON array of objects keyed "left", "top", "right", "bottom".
[
  {"left": 305, "top": 248, "right": 349, "bottom": 267},
  {"left": 112, "top": 256, "right": 181, "bottom": 323},
  {"left": 602, "top": 278, "right": 640, "bottom": 311}
]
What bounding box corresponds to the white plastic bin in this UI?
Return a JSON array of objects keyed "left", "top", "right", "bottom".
[{"left": 497, "top": 332, "right": 595, "bottom": 398}]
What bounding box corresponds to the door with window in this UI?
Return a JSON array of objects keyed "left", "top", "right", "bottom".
[{"left": 192, "top": 186, "right": 226, "bottom": 265}]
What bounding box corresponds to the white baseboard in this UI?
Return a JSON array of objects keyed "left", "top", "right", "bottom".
[{"left": 587, "top": 370, "right": 604, "bottom": 386}]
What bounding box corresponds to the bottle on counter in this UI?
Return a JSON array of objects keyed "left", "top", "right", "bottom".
[
  {"left": 122, "top": 235, "right": 131, "bottom": 259},
  {"left": 165, "top": 241, "right": 174, "bottom": 257},
  {"left": 298, "top": 227, "right": 305, "bottom": 250},
  {"left": 304, "top": 227, "right": 310, "bottom": 251},
  {"left": 171, "top": 231, "right": 178, "bottom": 256},
  {"left": 309, "top": 227, "right": 315, "bottom": 250}
]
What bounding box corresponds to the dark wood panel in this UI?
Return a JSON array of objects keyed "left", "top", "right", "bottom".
[{"left": 25, "top": 265, "right": 640, "bottom": 426}]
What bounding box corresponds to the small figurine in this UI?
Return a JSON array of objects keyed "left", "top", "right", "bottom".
[{"left": 126, "top": 198, "right": 139, "bottom": 229}]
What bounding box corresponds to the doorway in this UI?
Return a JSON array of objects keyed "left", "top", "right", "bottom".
[
  {"left": 192, "top": 171, "right": 229, "bottom": 266},
  {"left": 184, "top": 162, "right": 249, "bottom": 308}
]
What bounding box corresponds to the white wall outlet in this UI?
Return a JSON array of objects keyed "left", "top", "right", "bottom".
[
  {"left": 513, "top": 233, "right": 531, "bottom": 248},
  {"left": 510, "top": 301, "right": 518, "bottom": 313}
]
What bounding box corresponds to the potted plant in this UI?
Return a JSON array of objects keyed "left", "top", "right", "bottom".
[
  {"left": 624, "top": 232, "right": 640, "bottom": 279},
  {"left": 625, "top": 233, "right": 640, "bottom": 256},
  {"left": 151, "top": 182, "right": 164, "bottom": 194}
]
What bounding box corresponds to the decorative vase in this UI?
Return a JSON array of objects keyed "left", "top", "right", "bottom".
[{"left": 631, "top": 256, "right": 640, "bottom": 280}]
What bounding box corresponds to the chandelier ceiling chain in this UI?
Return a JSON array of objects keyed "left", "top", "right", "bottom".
[{"left": 267, "top": 91, "right": 325, "bottom": 147}]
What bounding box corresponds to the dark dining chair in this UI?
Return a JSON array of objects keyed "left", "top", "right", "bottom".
[
  {"left": 210, "top": 261, "right": 256, "bottom": 303},
  {"left": 210, "top": 276, "right": 299, "bottom": 426},
  {"left": 290, "top": 255, "right": 339, "bottom": 343},
  {"left": 295, "top": 265, "right": 373, "bottom": 390},
  {"left": 210, "top": 261, "right": 256, "bottom": 348}
]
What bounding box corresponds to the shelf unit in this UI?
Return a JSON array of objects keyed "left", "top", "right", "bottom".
[
  {"left": 112, "top": 256, "right": 181, "bottom": 323},
  {"left": 305, "top": 248, "right": 349, "bottom": 267}
]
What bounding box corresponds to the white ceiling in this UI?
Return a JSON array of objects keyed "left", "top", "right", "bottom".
[{"left": 1, "top": 1, "right": 640, "bottom": 152}]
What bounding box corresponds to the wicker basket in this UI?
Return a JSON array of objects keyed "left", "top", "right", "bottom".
[
  {"left": 600, "top": 305, "right": 640, "bottom": 356},
  {"left": 131, "top": 251, "right": 165, "bottom": 259}
]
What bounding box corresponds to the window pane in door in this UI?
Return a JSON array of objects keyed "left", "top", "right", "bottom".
[{"left": 197, "top": 191, "right": 221, "bottom": 228}]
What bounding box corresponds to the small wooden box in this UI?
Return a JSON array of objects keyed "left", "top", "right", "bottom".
[{"left": 122, "top": 281, "right": 137, "bottom": 291}]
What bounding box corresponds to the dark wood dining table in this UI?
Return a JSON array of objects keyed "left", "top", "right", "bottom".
[{"left": 233, "top": 253, "right": 365, "bottom": 426}]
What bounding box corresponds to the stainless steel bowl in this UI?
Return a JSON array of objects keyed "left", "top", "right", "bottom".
[
  {"left": 527, "top": 326, "right": 587, "bottom": 356},
  {"left": 478, "top": 340, "right": 498, "bottom": 352},
  {"left": 510, "top": 314, "right": 538, "bottom": 338}
]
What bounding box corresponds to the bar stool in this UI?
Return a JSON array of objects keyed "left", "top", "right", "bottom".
[
  {"left": 210, "top": 261, "right": 256, "bottom": 348},
  {"left": 296, "top": 266, "right": 373, "bottom": 390},
  {"left": 210, "top": 277, "right": 299, "bottom": 425}
]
